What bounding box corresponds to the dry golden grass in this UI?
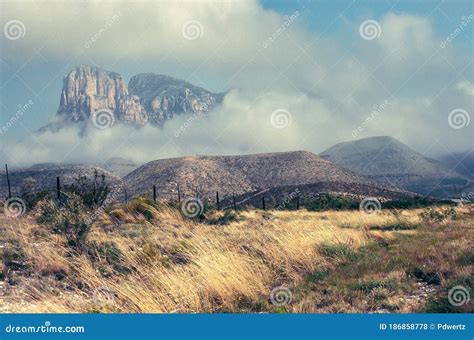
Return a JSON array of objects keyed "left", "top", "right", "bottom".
[{"left": 0, "top": 201, "right": 472, "bottom": 313}]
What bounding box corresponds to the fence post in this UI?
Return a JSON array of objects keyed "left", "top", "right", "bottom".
[
  {"left": 5, "top": 164, "right": 11, "bottom": 199},
  {"left": 56, "top": 176, "right": 61, "bottom": 201},
  {"left": 216, "top": 191, "right": 220, "bottom": 210},
  {"left": 296, "top": 195, "right": 300, "bottom": 210},
  {"left": 153, "top": 185, "right": 157, "bottom": 202},
  {"left": 262, "top": 196, "right": 266, "bottom": 210},
  {"left": 93, "top": 174, "right": 97, "bottom": 206},
  {"left": 233, "top": 195, "right": 237, "bottom": 210},
  {"left": 177, "top": 184, "right": 181, "bottom": 202}
]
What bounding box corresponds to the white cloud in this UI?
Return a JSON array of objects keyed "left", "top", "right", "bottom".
[
  {"left": 3, "top": 89, "right": 335, "bottom": 166},
  {"left": 378, "top": 13, "right": 437, "bottom": 56},
  {"left": 457, "top": 80, "right": 474, "bottom": 96}
]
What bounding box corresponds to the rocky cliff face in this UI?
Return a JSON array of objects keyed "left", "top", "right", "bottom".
[
  {"left": 57, "top": 66, "right": 223, "bottom": 126},
  {"left": 58, "top": 65, "right": 148, "bottom": 125},
  {"left": 128, "top": 73, "right": 225, "bottom": 124}
]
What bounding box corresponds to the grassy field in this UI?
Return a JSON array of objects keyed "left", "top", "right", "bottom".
[{"left": 0, "top": 198, "right": 472, "bottom": 313}]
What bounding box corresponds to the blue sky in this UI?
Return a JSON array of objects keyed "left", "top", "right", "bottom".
[
  {"left": 263, "top": 0, "right": 473, "bottom": 48},
  {"left": 0, "top": 0, "right": 472, "bottom": 165}
]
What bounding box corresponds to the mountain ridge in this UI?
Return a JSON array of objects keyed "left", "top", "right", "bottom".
[{"left": 320, "top": 136, "right": 471, "bottom": 197}]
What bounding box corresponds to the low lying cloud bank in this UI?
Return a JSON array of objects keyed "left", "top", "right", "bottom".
[{"left": 2, "top": 86, "right": 471, "bottom": 168}]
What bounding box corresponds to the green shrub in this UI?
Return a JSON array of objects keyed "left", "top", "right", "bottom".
[
  {"left": 21, "top": 191, "right": 51, "bottom": 210},
  {"left": 1, "top": 241, "right": 27, "bottom": 272},
  {"left": 36, "top": 193, "right": 91, "bottom": 250},
  {"left": 407, "top": 266, "right": 441, "bottom": 285},
  {"left": 369, "top": 223, "right": 418, "bottom": 231},
  {"left": 86, "top": 240, "right": 130, "bottom": 274},
  {"left": 63, "top": 170, "right": 110, "bottom": 208},
  {"left": 319, "top": 243, "right": 358, "bottom": 262},
  {"left": 206, "top": 210, "right": 240, "bottom": 225},
  {"left": 381, "top": 196, "right": 434, "bottom": 209},
  {"left": 307, "top": 269, "right": 330, "bottom": 283},
  {"left": 424, "top": 296, "right": 459, "bottom": 313},
  {"left": 458, "top": 251, "right": 474, "bottom": 266},
  {"left": 424, "top": 279, "right": 472, "bottom": 313},
  {"left": 350, "top": 279, "right": 396, "bottom": 293},
  {"left": 304, "top": 194, "right": 359, "bottom": 211}
]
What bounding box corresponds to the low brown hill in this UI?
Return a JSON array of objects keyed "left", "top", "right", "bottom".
[{"left": 122, "top": 151, "right": 410, "bottom": 201}]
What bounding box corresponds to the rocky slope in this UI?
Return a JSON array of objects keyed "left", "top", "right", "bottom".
[
  {"left": 56, "top": 65, "right": 223, "bottom": 127},
  {"left": 128, "top": 73, "right": 225, "bottom": 124},
  {"left": 121, "top": 151, "right": 411, "bottom": 202},
  {"left": 320, "top": 136, "right": 471, "bottom": 198}
]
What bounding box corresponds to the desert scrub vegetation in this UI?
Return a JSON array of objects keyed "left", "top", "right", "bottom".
[
  {"left": 36, "top": 192, "right": 91, "bottom": 250},
  {"left": 0, "top": 198, "right": 472, "bottom": 313},
  {"left": 302, "top": 194, "right": 447, "bottom": 212}
]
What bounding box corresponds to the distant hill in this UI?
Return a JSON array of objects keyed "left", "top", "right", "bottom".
[
  {"left": 122, "top": 151, "right": 411, "bottom": 202},
  {"left": 102, "top": 157, "right": 139, "bottom": 178},
  {"left": 437, "top": 150, "right": 474, "bottom": 179},
  {"left": 320, "top": 136, "right": 471, "bottom": 198},
  {"left": 0, "top": 164, "right": 119, "bottom": 199}
]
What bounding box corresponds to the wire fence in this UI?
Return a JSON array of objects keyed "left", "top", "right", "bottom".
[{"left": 1, "top": 170, "right": 304, "bottom": 212}]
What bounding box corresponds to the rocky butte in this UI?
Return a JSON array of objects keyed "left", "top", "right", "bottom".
[{"left": 56, "top": 65, "right": 225, "bottom": 127}]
